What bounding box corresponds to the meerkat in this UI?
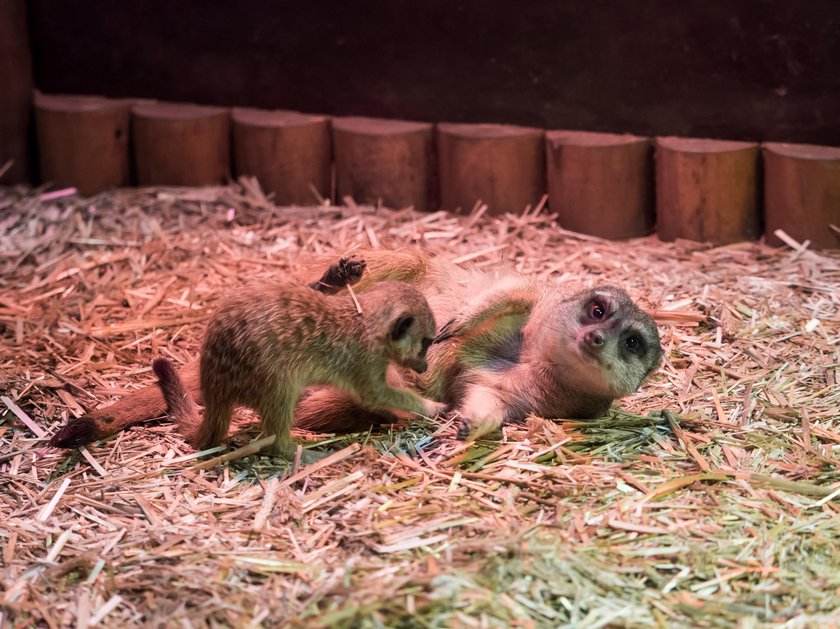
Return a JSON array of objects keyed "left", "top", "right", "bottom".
[
  {"left": 153, "top": 273, "right": 445, "bottom": 460},
  {"left": 427, "top": 283, "right": 662, "bottom": 439},
  {"left": 50, "top": 247, "right": 662, "bottom": 448}
]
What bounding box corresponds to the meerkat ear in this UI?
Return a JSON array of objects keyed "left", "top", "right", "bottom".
[{"left": 390, "top": 315, "right": 415, "bottom": 341}]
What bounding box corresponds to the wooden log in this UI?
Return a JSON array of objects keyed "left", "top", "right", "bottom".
[
  {"left": 333, "top": 116, "right": 434, "bottom": 211},
  {"left": 437, "top": 123, "right": 545, "bottom": 215},
  {"left": 546, "top": 130, "right": 652, "bottom": 238},
  {"left": 656, "top": 137, "right": 759, "bottom": 244},
  {"left": 233, "top": 108, "right": 331, "bottom": 205},
  {"left": 34, "top": 93, "right": 130, "bottom": 196},
  {"left": 132, "top": 102, "right": 230, "bottom": 186},
  {"left": 763, "top": 143, "right": 840, "bottom": 249},
  {"left": 0, "top": 0, "right": 33, "bottom": 183}
]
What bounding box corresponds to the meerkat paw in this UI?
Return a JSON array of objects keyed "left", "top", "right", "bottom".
[
  {"left": 263, "top": 436, "right": 298, "bottom": 460},
  {"left": 455, "top": 415, "right": 503, "bottom": 441},
  {"left": 433, "top": 318, "right": 458, "bottom": 343},
  {"left": 310, "top": 255, "right": 367, "bottom": 293},
  {"left": 455, "top": 417, "right": 473, "bottom": 441},
  {"left": 455, "top": 384, "right": 506, "bottom": 441},
  {"left": 339, "top": 255, "right": 367, "bottom": 285}
]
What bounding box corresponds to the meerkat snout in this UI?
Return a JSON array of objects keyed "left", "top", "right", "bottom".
[{"left": 583, "top": 330, "right": 605, "bottom": 348}]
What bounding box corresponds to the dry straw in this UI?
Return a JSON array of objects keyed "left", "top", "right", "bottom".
[{"left": 1, "top": 180, "right": 838, "bottom": 627}]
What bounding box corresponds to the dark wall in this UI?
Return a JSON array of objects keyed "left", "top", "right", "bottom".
[
  {"left": 28, "top": 0, "right": 840, "bottom": 145},
  {"left": 0, "top": 0, "right": 33, "bottom": 183}
]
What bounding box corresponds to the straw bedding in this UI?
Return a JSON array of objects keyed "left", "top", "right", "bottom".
[{"left": 1, "top": 181, "right": 838, "bottom": 627}]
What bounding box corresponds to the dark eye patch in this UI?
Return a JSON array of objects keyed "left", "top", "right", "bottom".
[
  {"left": 624, "top": 333, "right": 646, "bottom": 355},
  {"left": 390, "top": 315, "right": 415, "bottom": 341}
]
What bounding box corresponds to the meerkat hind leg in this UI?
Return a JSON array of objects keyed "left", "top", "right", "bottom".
[
  {"left": 193, "top": 396, "right": 234, "bottom": 450},
  {"left": 258, "top": 386, "right": 327, "bottom": 463}
]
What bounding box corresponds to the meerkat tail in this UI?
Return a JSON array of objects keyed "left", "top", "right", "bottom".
[
  {"left": 294, "top": 388, "right": 398, "bottom": 433},
  {"left": 48, "top": 361, "right": 202, "bottom": 448},
  {"left": 152, "top": 358, "right": 203, "bottom": 442}
]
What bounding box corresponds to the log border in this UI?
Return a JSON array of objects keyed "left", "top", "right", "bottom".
[{"left": 27, "top": 93, "right": 840, "bottom": 249}]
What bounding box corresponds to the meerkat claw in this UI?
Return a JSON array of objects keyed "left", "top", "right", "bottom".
[
  {"left": 456, "top": 418, "right": 472, "bottom": 441},
  {"left": 337, "top": 255, "right": 367, "bottom": 285}
]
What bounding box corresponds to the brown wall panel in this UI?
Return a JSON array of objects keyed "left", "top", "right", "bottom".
[
  {"left": 0, "top": 0, "right": 33, "bottom": 182},
  {"left": 28, "top": 1, "right": 840, "bottom": 147}
]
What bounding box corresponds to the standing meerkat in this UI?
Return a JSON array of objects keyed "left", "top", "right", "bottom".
[
  {"left": 153, "top": 267, "right": 445, "bottom": 460},
  {"left": 50, "top": 247, "right": 662, "bottom": 448}
]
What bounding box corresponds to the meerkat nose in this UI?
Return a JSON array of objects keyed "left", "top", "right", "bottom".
[{"left": 584, "top": 330, "right": 605, "bottom": 348}]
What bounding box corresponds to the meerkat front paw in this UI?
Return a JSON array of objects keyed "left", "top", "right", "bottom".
[
  {"left": 455, "top": 384, "right": 506, "bottom": 441},
  {"left": 455, "top": 417, "right": 472, "bottom": 440},
  {"left": 434, "top": 318, "right": 458, "bottom": 343},
  {"left": 325, "top": 255, "right": 367, "bottom": 287},
  {"left": 267, "top": 438, "right": 328, "bottom": 465}
]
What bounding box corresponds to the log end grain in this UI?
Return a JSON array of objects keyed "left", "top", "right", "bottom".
[
  {"left": 546, "top": 129, "right": 645, "bottom": 149},
  {"left": 437, "top": 122, "right": 543, "bottom": 141},
  {"left": 132, "top": 102, "right": 228, "bottom": 122},
  {"left": 333, "top": 116, "right": 431, "bottom": 136},
  {"left": 232, "top": 107, "right": 327, "bottom": 128},
  {"left": 656, "top": 136, "right": 756, "bottom": 154}
]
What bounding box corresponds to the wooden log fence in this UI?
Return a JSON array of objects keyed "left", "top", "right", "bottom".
[{"left": 27, "top": 93, "right": 840, "bottom": 249}]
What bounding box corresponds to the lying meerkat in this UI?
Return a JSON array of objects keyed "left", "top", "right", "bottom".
[
  {"left": 50, "top": 247, "right": 662, "bottom": 448},
  {"left": 153, "top": 268, "right": 445, "bottom": 460},
  {"left": 429, "top": 283, "right": 662, "bottom": 439}
]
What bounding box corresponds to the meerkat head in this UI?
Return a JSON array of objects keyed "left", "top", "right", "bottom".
[
  {"left": 570, "top": 286, "right": 663, "bottom": 397},
  {"left": 358, "top": 282, "right": 437, "bottom": 373},
  {"left": 535, "top": 285, "right": 663, "bottom": 399}
]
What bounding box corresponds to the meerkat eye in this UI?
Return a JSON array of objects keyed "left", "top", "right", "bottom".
[
  {"left": 625, "top": 334, "right": 644, "bottom": 354},
  {"left": 589, "top": 301, "right": 607, "bottom": 320},
  {"left": 390, "top": 315, "right": 415, "bottom": 341}
]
